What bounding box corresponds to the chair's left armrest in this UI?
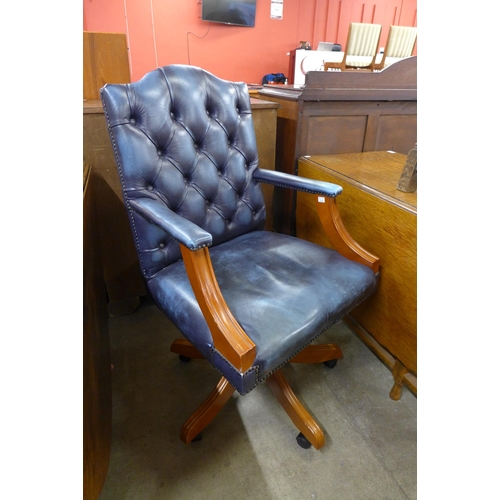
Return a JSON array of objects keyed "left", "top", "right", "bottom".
[
  {"left": 179, "top": 245, "right": 257, "bottom": 373},
  {"left": 129, "top": 197, "right": 256, "bottom": 373},
  {"left": 253, "top": 168, "right": 342, "bottom": 197},
  {"left": 128, "top": 197, "right": 212, "bottom": 250}
]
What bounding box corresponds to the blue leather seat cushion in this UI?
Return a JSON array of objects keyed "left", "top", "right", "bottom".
[{"left": 148, "top": 231, "right": 378, "bottom": 392}]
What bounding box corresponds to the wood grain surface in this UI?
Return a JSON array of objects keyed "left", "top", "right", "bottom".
[{"left": 296, "top": 153, "right": 417, "bottom": 377}]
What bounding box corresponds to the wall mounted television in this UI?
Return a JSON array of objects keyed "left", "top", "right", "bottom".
[{"left": 202, "top": 0, "right": 257, "bottom": 27}]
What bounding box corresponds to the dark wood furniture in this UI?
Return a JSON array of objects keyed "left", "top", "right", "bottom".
[
  {"left": 257, "top": 56, "right": 417, "bottom": 235},
  {"left": 84, "top": 31, "right": 142, "bottom": 316},
  {"left": 83, "top": 162, "right": 112, "bottom": 499},
  {"left": 296, "top": 152, "right": 416, "bottom": 399},
  {"left": 83, "top": 98, "right": 279, "bottom": 316}
]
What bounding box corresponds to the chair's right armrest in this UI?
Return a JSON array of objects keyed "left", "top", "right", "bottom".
[{"left": 128, "top": 197, "right": 213, "bottom": 250}]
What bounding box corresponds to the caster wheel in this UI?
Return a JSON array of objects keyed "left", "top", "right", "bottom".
[
  {"left": 192, "top": 433, "right": 202, "bottom": 442},
  {"left": 179, "top": 355, "right": 191, "bottom": 363},
  {"left": 323, "top": 359, "right": 337, "bottom": 369},
  {"left": 296, "top": 432, "right": 311, "bottom": 449}
]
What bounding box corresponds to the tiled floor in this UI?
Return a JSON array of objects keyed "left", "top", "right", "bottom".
[{"left": 99, "top": 298, "right": 416, "bottom": 499}]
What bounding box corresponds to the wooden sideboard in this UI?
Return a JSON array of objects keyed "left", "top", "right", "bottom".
[
  {"left": 83, "top": 163, "right": 112, "bottom": 499},
  {"left": 296, "top": 152, "right": 416, "bottom": 399},
  {"left": 256, "top": 57, "right": 417, "bottom": 235},
  {"left": 83, "top": 98, "right": 279, "bottom": 316}
]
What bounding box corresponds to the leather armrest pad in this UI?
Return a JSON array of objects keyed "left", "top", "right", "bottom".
[
  {"left": 253, "top": 168, "right": 342, "bottom": 197},
  {"left": 128, "top": 197, "right": 213, "bottom": 250}
]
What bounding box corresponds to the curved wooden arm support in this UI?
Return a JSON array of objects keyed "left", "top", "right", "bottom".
[
  {"left": 180, "top": 245, "right": 256, "bottom": 373},
  {"left": 316, "top": 196, "right": 380, "bottom": 273}
]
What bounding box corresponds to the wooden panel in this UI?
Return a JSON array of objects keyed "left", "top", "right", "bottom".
[
  {"left": 371, "top": 112, "right": 417, "bottom": 153},
  {"left": 274, "top": 111, "right": 299, "bottom": 233},
  {"left": 296, "top": 153, "right": 416, "bottom": 377},
  {"left": 83, "top": 111, "right": 146, "bottom": 315},
  {"left": 306, "top": 115, "right": 368, "bottom": 154},
  {"left": 250, "top": 104, "right": 278, "bottom": 231},
  {"left": 83, "top": 32, "right": 131, "bottom": 100},
  {"left": 83, "top": 163, "right": 112, "bottom": 499},
  {"left": 302, "top": 101, "right": 416, "bottom": 156},
  {"left": 262, "top": 98, "right": 299, "bottom": 173},
  {"left": 253, "top": 94, "right": 299, "bottom": 233}
]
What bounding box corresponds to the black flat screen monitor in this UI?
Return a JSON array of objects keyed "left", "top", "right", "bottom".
[{"left": 202, "top": 0, "right": 257, "bottom": 27}]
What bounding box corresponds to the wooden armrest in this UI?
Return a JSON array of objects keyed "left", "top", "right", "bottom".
[
  {"left": 316, "top": 196, "right": 380, "bottom": 272},
  {"left": 180, "top": 245, "right": 256, "bottom": 372}
]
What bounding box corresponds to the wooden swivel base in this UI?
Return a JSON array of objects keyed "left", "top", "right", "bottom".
[{"left": 170, "top": 339, "right": 343, "bottom": 450}]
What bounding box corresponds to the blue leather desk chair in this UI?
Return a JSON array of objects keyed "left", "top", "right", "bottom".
[{"left": 100, "top": 65, "right": 379, "bottom": 450}]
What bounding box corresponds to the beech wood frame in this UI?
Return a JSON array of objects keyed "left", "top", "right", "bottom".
[{"left": 170, "top": 194, "right": 380, "bottom": 449}]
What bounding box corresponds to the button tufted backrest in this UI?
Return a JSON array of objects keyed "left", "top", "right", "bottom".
[{"left": 101, "top": 65, "right": 266, "bottom": 279}]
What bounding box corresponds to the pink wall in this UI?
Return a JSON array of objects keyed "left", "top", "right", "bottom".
[{"left": 83, "top": 0, "right": 416, "bottom": 84}]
